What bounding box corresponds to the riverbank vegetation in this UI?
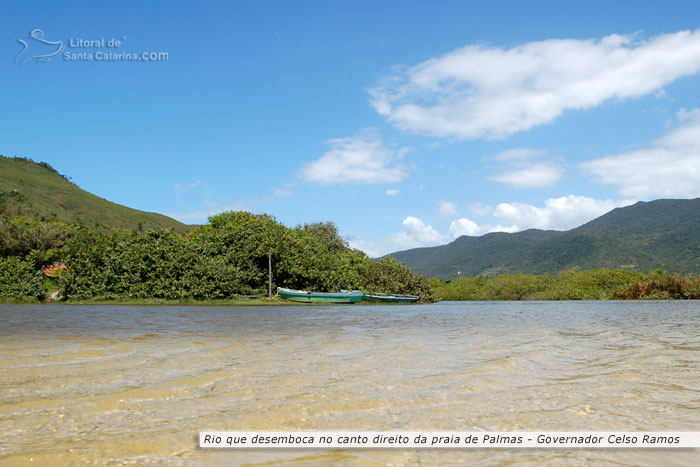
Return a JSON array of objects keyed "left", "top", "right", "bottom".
[
  {"left": 612, "top": 275, "right": 700, "bottom": 299},
  {"left": 433, "top": 269, "right": 700, "bottom": 300},
  {"left": 0, "top": 212, "right": 435, "bottom": 303},
  {"left": 4, "top": 157, "right": 698, "bottom": 305}
]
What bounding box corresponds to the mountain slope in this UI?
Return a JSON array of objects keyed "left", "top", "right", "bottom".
[
  {"left": 388, "top": 198, "right": 700, "bottom": 279},
  {"left": 575, "top": 199, "right": 700, "bottom": 272},
  {"left": 0, "top": 156, "right": 188, "bottom": 231}
]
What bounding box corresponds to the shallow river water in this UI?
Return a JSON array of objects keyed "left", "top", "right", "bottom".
[{"left": 1, "top": 301, "right": 699, "bottom": 466}]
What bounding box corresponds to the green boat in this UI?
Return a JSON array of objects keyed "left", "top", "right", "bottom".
[
  {"left": 365, "top": 293, "right": 420, "bottom": 303},
  {"left": 277, "top": 287, "right": 364, "bottom": 303}
]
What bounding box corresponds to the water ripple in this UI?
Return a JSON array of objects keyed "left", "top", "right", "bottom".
[{"left": 0, "top": 301, "right": 699, "bottom": 465}]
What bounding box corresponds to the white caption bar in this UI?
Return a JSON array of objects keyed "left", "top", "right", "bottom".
[{"left": 200, "top": 431, "right": 700, "bottom": 449}]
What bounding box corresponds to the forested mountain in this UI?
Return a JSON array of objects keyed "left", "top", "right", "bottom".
[{"left": 388, "top": 199, "right": 700, "bottom": 279}]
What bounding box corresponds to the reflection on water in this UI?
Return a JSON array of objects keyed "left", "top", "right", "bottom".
[{"left": 1, "top": 301, "right": 699, "bottom": 466}]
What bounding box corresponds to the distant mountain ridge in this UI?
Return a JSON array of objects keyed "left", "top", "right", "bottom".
[
  {"left": 387, "top": 198, "right": 700, "bottom": 279},
  {"left": 0, "top": 155, "right": 188, "bottom": 231}
]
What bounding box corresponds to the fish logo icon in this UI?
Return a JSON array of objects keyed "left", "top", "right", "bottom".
[{"left": 16, "top": 29, "right": 64, "bottom": 64}]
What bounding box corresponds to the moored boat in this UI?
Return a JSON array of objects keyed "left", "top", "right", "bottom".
[
  {"left": 365, "top": 293, "right": 420, "bottom": 303},
  {"left": 277, "top": 287, "right": 364, "bottom": 303}
]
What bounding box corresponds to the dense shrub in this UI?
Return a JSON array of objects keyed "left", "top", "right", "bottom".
[
  {"left": 0, "top": 256, "right": 46, "bottom": 301},
  {"left": 613, "top": 276, "right": 700, "bottom": 299},
  {"left": 1, "top": 212, "right": 435, "bottom": 302},
  {"left": 434, "top": 269, "right": 652, "bottom": 301},
  {"left": 0, "top": 216, "right": 76, "bottom": 258}
]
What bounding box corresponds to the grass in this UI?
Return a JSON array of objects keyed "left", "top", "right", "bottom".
[{"left": 0, "top": 156, "right": 189, "bottom": 231}]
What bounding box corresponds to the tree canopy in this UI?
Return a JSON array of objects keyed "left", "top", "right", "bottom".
[{"left": 0, "top": 212, "right": 435, "bottom": 302}]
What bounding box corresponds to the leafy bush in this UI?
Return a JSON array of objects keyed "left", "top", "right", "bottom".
[
  {"left": 1, "top": 211, "right": 435, "bottom": 302},
  {"left": 434, "top": 269, "right": 650, "bottom": 301},
  {"left": 613, "top": 276, "right": 700, "bottom": 299},
  {"left": 0, "top": 256, "right": 45, "bottom": 301},
  {"left": 0, "top": 216, "right": 76, "bottom": 258}
]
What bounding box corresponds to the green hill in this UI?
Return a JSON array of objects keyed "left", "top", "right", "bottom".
[
  {"left": 0, "top": 155, "right": 187, "bottom": 231},
  {"left": 388, "top": 199, "right": 700, "bottom": 279},
  {"left": 574, "top": 199, "right": 700, "bottom": 272}
]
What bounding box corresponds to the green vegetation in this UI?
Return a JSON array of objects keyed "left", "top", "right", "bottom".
[
  {"left": 0, "top": 256, "right": 46, "bottom": 302},
  {"left": 0, "top": 213, "right": 435, "bottom": 304},
  {"left": 389, "top": 199, "right": 700, "bottom": 279},
  {"left": 0, "top": 157, "right": 433, "bottom": 304},
  {"left": 433, "top": 269, "right": 700, "bottom": 301},
  {"left": 3, "top": 157, "right": 700, "bottom": 304},
  {"left": 0, "top": 155, "right": 188, "bottom": 231},
  {"left": 613, "top": 276, "right": 700, "bottom": 299}
]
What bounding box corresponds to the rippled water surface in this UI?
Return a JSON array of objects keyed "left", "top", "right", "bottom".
[{"left": 1, "top": 301, "right": 699, "bottom": 466}]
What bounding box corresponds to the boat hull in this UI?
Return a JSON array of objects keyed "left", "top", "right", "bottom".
[
  {"left": 277, "top": 287, "right": 364, "bottom": 303},
  {"left": 366, "top": 294, "right": 420, "bottom": 303}
]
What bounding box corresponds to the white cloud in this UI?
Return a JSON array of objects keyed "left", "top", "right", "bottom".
[
  {"left": 390, "top": 216, "right": 444, "bottom": 250},
  {"left": 449, "top": 217, "right": 480, "bottom": 238},
  {"left": 271, "top": 187, "right": 293, "bottom": 198},
  {"left": 486, "top": 147, "right": 563, "bottom": 188},
  {"left": 468, "top": 202, "right": 492, "bottom": 216},
  {"left": 487, "top": 224, "right": 519, "bottom": 234},
  {"left": 437, "top": 200, "right": 458, "bottom": 216},
  {"left": 348, "top": 239, "right": 383, "bottom": 258},
  {"left": 581, "top": 108, "right": 700, "bottom": 198},
  {"left": 369, "top": 29, "right": 700, "bottom": 140},
  {"left": 449, "top": 219, "right": 521, "bottom": 238},
  {"left": 354, "top": 195, "right": 629, "bottom": 256},
  {"left": 488, "top": 148, "right": 548, "bottom": 162},
  {"left": 299, "top": 130, "right": 409, "bottom": 185},
  {"left": 385, "top": 188, "right": 400, "bottom": 196},
  {"left": 488, "top": 162, "right": 564, "bottom": 188},
  {"left": 493, "top": 195, "right": 634, "bottom": 231},
  {"left": 396, "top": 147, "right": 412, "bottom": 159}
]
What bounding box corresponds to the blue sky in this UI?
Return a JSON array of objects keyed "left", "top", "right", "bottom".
[{"left": 3, "top": 1, "right": 700, "bottom": 256}]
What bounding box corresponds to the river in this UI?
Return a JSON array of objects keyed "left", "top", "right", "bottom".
[{"left": 1, "top": 301, "right": 698, "bottom": 466}]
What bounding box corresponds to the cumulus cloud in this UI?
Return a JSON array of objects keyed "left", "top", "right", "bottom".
[
  {"left": 449, "top": 219, "right": 520, "bottom": 238},
  {"left": 493, "top": 195, "right": 634, "bottom": 231},
  {"left": 348, "top": 239, "right": 383, "bottom": 258},
  {"left": 390, "top": 216, "right": 444, "bottom": 250},
  {"left": 369, "top": 29, "right": 700, "bottom": 140},
  {"left": 385, "top": 188, "right": 400, "bottom": 196},
  {"left": 488, "top": 224, "right": 520, "bottom": 234},
  {"left": 356, "top": 195, "right": 630, "bottom": 256},
  {"left": 299, "top": 130, "right": 409, "bottom": 185},
  {"left": 437, "top": 200, "right": 458, "bottom": 216},
  {"left": 449, "top": 218, "right": 480, "bottom": 238},
  {"left": 396, "top": 214, "right": 519, "bottom": 246},
  {"left": 581, "top": 108, "right": 700, "bottom": 198}
]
